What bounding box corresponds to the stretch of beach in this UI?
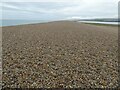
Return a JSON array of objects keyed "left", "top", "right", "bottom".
[
  {"left": 0, "top": 26, "right": 2, "bottom": 89},
  {"left": 2, "top": 21, "right": 118, "bottom": 88}
]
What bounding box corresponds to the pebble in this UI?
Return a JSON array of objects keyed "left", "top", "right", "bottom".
[{"left": 2, "top": 22, "right": 118, "bottom": 88}]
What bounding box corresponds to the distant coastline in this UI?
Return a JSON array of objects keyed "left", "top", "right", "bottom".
[
  {"left": 0, "top": 20, "right": 53, "bottom": 27},
  {"left": 76, "top": 18, "right": 119, "bottom": 25},
  {"left": 0, "top": 18, "right": 119, "bottom": 27},
  {"left": 78, "top": 21, "right": 119, "bottom": 25}
]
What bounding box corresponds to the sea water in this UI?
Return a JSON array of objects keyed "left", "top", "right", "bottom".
[
  {"left": 78, "top": 21, "right": 119, "bottom": 25},
  {"left": 0, "top": 20, "right": 50, "bottom": 27},
  {"left": 0, "top": 20, "right": 119, "bottom": 27}
]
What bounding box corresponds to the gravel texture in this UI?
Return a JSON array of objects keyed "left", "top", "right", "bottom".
[
  {"left": 0, "top": 27, "right": 2, "bottom": 89},
  {"left": 2, "top": 21, "right": 118, "bottom": 88}
]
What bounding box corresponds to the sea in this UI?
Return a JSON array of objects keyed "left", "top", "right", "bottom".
[
  {"left": 0, "top": 20, "right": 51, "bottom": 27},
  {"left": 0, "top": 19, "right": 119, "bottom": 27},
  {"left": 78, "top": 21, "right": 119, "bottom": 25}
]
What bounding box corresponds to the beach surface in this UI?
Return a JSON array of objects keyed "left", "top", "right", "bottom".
[
  {"left": 0, "top": 26, "right": 2, "bottom": 89},
  {"left": 2, "top": 21, "right": 118, "bottom": 88}
]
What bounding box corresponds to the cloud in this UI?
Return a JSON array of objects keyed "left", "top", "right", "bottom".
[
  {"left": 1, "top": 0, "right": 119, "bottom": 3},
  {"left": 0, "top": 0, "right": 119, "bottom": 20}
]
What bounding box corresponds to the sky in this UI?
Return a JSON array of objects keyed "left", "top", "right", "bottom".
[{"left": 0, "top": 0, "right": 119, "bottom": 20}]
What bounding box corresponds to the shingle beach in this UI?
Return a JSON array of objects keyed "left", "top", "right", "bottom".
[{"left": 2, "top": 21, "right": 118, "bottom": 88}]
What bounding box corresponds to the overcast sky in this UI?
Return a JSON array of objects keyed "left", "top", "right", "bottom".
[{"left": 0, "top": 0, "right": 119, "bottom": 20}]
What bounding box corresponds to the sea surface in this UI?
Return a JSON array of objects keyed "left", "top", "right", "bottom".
[
  {"left": 0, "top": 20, "right": 119, "bottom": 27},
  {"left": 78, "top": 21, "right": 119, "bottom": 25},
  {"left": 0, "top": 20, "right": 51, "bottom": 27}
]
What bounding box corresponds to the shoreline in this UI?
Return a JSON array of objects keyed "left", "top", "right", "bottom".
[
  {"left": 1, "top": 20, "right": 119, "bottom": 27},
  {"left": 82, "top": 22, "right": 118, "bottom": 27}
]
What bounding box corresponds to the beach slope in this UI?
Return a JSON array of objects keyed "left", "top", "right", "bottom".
[{"left": 2, "top": 21, "right": 118, "bottom": 88}]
